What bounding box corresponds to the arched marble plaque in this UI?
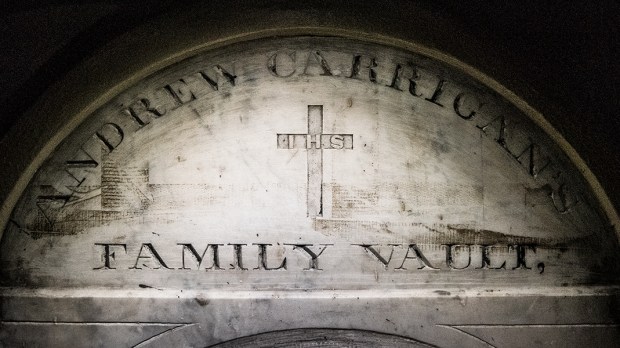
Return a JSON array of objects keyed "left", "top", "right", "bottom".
[{"left": 1, "top": 36, "right": 618, "bottom": 347}]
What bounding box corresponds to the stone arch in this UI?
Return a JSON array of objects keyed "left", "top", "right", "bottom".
[{"left": 0, "top": 3, "right": 618, "bottom": 347}]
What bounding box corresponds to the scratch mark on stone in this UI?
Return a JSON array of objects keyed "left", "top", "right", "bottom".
[
  {"left": 139, "top": 284, "right": 163, "bottom": 290},
  {"left": 132, "top": 323, "right": 196, "bottom": 348},
  {"left": 8, "top": 219, "right": 30, "bottom": 236},
  {"left": 436, "top": 325, "right": 496, "bottom": 348},
  {"left": 0, "top": 320, "right": 192, "bottom": 327}
]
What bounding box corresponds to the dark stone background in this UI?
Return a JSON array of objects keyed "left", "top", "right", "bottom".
[{"left": 0, "top": 1, "right": 618, "bottom": 215}]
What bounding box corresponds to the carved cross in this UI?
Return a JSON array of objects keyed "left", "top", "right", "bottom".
[{"left": 277, "top": 105, "right": 353, "bottom": 217}]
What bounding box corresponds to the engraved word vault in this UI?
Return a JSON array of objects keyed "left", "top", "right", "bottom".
[{"left": 0, "top": 36, "right": 618, "bottom": 347}]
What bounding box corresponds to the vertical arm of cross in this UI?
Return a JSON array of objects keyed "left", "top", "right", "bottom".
[{"left": 307, "top": 105, "right": 323, "bottom": 217}]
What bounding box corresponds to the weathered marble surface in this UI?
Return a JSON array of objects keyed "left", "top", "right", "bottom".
[{"left": 1, "top": 37, "right": 618, "bottom": 347}]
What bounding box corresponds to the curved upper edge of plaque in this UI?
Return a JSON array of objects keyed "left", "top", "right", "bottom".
[{"left": 0, "top": 2, "right": 617, "bottom": 244}]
